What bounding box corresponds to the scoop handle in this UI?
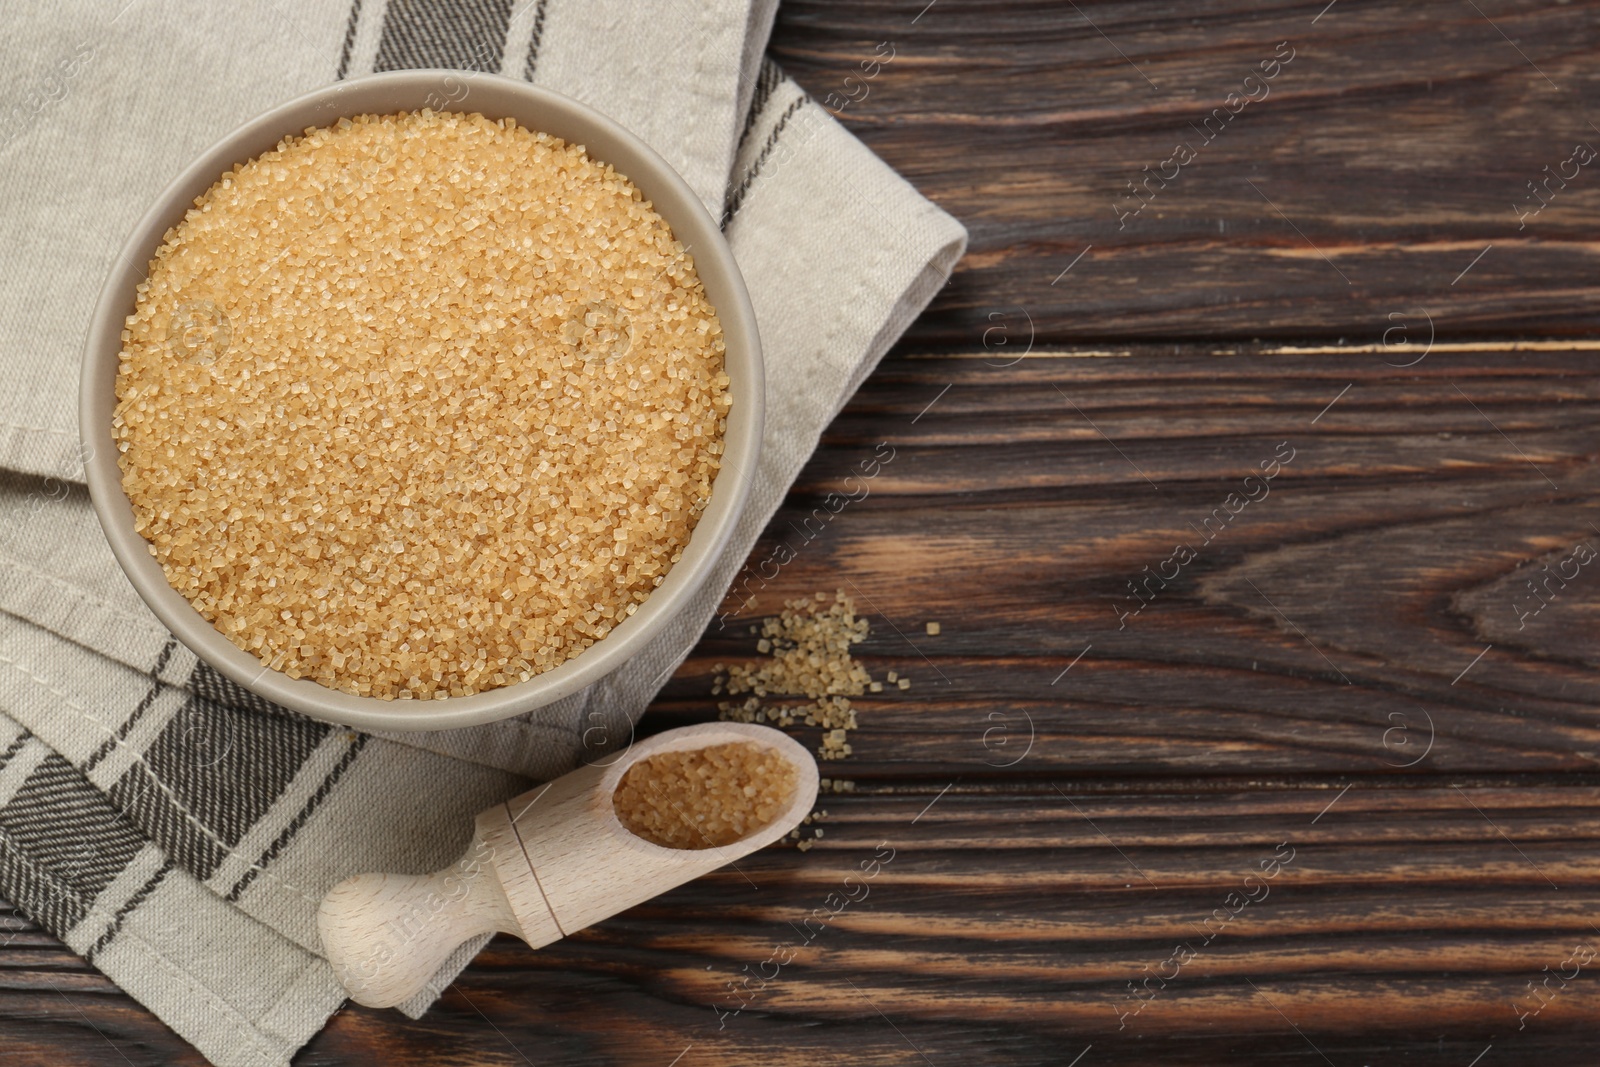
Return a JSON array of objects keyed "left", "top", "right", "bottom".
[{"left": 318, "top": 813, "right": 519, "bottom": 1008}]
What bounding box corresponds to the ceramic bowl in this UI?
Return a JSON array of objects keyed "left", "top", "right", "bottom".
[{"left": 80, "top": 70, "right": 761, "bottom": 732}]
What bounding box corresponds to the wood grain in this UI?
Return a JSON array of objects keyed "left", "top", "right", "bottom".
[
  {"left": 9, "top": 782, "right": 1600, "bottom": 1064},
  {"left": 659, "top": 344, "right": 1600, "bottom": 781},
  {"left": 768, "top": 0, "right": 1600, "bottom": 344}
]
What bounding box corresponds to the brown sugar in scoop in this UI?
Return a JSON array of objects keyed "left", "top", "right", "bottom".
[{"left": 612, "top": 741, "right": 799, "bottom": 849}]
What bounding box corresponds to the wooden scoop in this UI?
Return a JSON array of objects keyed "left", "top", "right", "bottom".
[{"left": 317, "top": 722, "right": 818, "bottom": 1007}]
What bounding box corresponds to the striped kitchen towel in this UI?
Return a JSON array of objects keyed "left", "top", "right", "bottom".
[{"left": 0, "top": 1, "right": 966, "bottom": 1065}]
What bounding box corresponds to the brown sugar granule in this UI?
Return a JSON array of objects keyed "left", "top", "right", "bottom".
[
  {"left": 612, "top": 742, "right": 797, "bottom": 850},
  {"left": 925, "top": 621, "right": 940, "bottom": 636},
  {"left": 715, "top": 591, "right": 874, "bottom": 761},
  {"left": 113, "top": 110, "right": 729, "bottom": 699}
]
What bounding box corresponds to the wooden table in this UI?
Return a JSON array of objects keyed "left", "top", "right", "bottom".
[{"left": 8, "top": 1, "right": 1600, "bottom": 1062}]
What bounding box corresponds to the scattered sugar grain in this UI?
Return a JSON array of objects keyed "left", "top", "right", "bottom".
[{"left": 716, "top": 591, "right": 872, "bottom": 761}]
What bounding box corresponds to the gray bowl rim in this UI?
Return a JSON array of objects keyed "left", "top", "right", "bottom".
[{"left": 80, "top": 70, "right": 763, "bottom": 732}]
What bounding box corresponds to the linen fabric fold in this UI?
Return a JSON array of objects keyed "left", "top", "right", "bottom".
[{"left": 0, "top": 1, "right": 966, "bottom": 1063}]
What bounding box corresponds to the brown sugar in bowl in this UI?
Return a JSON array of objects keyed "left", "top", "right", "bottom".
[
  {"left": 80, "top": 72, "right": 762, "bottom": 732},
  {"left": 117, "top": 111, "right": 727, "bottom": 702}
]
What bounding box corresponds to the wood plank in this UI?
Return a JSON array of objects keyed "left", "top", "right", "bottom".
[
  {"left": 11, "top": 781, "right": 1600, "bottom": 1063},
  {"left": 646, "top": 344, "right": 1600, "bottom": 781},
  {"left": 768, "top": 0, "right": 1600, "bottom": 343}
]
